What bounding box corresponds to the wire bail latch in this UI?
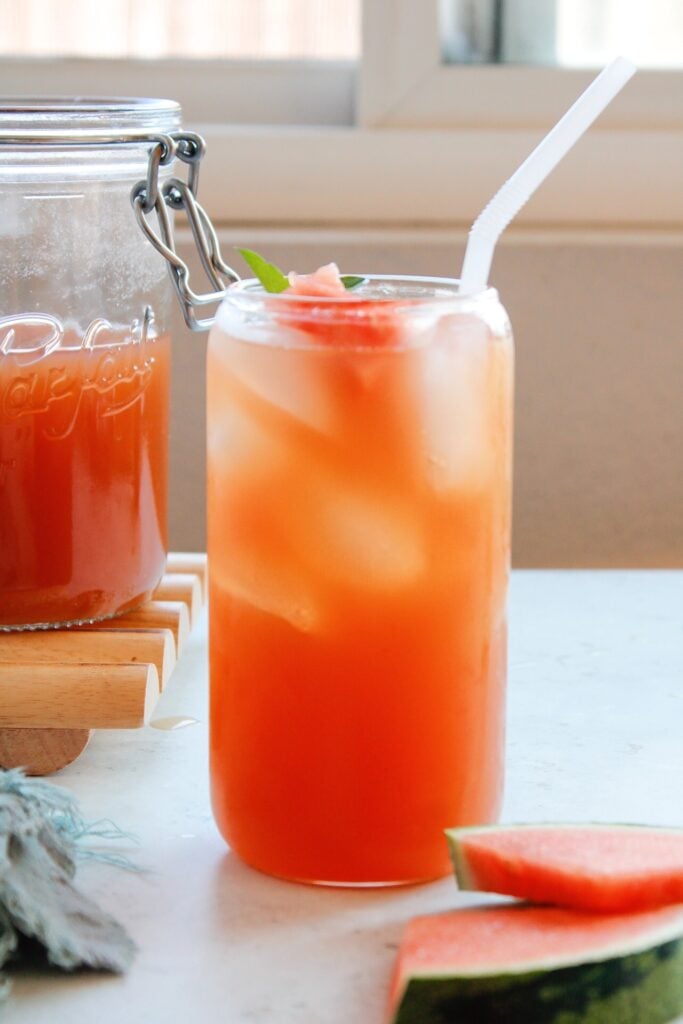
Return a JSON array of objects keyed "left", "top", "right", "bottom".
[{"left": 131, "top": 132, "right": 240, "bottom": 332}]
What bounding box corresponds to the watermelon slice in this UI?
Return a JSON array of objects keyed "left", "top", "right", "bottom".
[
  {"left": 277, "top": 263, "right": 403, "bottom": 349},
  {"left": 287, "top": 263, "right": 348, "bottom": 297},
  {"left": 447, "top": 823, "right": 683, "bottom": 913},
  {"left": 389, "top": 902, "right": 683, "bottom": 1024}
]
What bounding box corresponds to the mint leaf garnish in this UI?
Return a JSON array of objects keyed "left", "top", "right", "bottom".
[
  {"left": 238, "top": 249, "right": 366, "bottom": 294},
  {"left": 340, "top": 275, "right": 366, "bottom": 290},
  {"left": 238, "top": 248, "right": 290, "bottom": 293}
]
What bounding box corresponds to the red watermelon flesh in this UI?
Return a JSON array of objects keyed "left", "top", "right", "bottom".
[
  {"left": 388, "top": 902, "right": 683, "bottom": 1023},
  {"left": 447, "top": 823, "right": 683, "bottom": 913},
  {"left": 275, "top": 263, "right": 404, "bottom": 349},
  {"left": 276, "top": 295, "right": 403, "bottom": 349},
  {"left": 287, "top": 263, "right": 348, "bottom": 297}
]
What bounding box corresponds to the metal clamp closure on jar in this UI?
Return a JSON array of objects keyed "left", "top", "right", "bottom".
[
  {"left": 130, "top": 131, "right": 240, "bottom": 331},
  {"left": 0, "top": 127, "right": 240, "bottom": 332}
]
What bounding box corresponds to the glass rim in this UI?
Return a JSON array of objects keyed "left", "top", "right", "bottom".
[
  {"left": 224, "top": 275, "right": 497, "bottom": 309},
  {"left": 0, "top": 96, "right": 181, "bottom": 138},
  {"left": 216, "top": 274, "right": 506, "bottom": 350}
]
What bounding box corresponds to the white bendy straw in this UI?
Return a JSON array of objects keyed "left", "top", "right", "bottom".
[{"left": 459, "top": 56, "right": 636, "bottom": 295}]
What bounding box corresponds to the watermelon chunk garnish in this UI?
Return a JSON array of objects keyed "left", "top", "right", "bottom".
[
  {"left": 281, "top": 264, "right": 402, "bottom": 348},
  {"left": 237, "top": 251, "right": 402, "bottom": 348},
  {"left": 287, "top": 263, "right": 349, "bottom": 297}
]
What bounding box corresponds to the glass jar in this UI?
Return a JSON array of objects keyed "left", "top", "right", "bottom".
[
  {"left": 0, "top": 99, "right": 179, "bottom": 629},
  {"left": 207, "top": 278, "right": 514, "bottom": 885}
]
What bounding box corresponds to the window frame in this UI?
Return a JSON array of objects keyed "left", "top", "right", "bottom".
[
  {"left": 0, "top": 56, "right": 356, "bottom": 126},
  {"left": 360, "top": 0, "right": 683, "bottom": 130},
  {"left": 0, "top": 1, "right": 681, "bottom": 229}
]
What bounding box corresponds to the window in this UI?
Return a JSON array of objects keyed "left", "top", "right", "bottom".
[
  {"left": 0, "top": 0, "right": 360, "bottom": 59},
  {"left": 441, "top": 0, "right": 683, "bottom": 68},
  {"left": 0, "top": 0, "right": 679, "bottom": 227},
  {"left": 0, "top": 0, "right": 358, "bottom": 125},
  {"left": 362, "top": 0, "right": 683, "bottom": 127}
]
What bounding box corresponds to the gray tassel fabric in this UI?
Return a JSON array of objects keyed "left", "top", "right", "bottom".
[{"left": 0, "top": 769, "right": 136, "bottom": 1003}]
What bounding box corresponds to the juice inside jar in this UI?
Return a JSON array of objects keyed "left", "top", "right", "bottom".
[
  {"left": 0, "top": 316, "right": 169, "bottom": 628},
  {"left": 208, "top": 282, "right": 513, "bottom": 885}
]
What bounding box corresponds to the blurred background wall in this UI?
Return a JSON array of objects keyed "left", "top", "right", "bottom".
[{"left": 170, "top": 227, "right": 683, "bottom": 566}]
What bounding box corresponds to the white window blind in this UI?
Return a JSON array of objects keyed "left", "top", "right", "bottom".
[{"left": 0, "top": 0, "right": 360, "bottom": 59}]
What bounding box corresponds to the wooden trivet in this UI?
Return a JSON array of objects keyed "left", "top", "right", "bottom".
[{"left": 0, "top": 552, "right": 207, "bottom": 776}]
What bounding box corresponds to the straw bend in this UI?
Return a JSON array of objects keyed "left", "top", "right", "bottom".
[{"left": 460, "top": 56, "right": 637, "bottom": 295}]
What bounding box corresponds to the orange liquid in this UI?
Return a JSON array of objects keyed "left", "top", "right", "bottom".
[
  {"left": 0, "top": 327, "right": 169, "bottom": 627},
  {"left": 208, "top": 306, "right": 513, "bottom": 884}
]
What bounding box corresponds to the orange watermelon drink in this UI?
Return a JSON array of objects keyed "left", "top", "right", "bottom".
[
  {"left": 207, "top": 269, "right": 513, "bottom": 885},
  {"left": 0, "top": 318, "right": 169, "bottom": 628}
]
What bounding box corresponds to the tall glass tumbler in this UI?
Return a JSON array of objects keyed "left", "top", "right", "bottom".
[{"left": 207, "top": 277, "right": 514, "bottom": 885}]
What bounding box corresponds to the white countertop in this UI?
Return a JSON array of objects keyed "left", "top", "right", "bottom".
[{"left": 6, "top": 570, "right": 683, "bottom": 1023}]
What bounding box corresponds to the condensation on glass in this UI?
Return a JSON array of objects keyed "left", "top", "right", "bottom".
[{"left": 0, "top": 99, "right": 179, "bottom": 630}]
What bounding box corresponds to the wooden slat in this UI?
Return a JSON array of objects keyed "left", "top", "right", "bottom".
[
  {"left": 0, "top": 728, "right": 91, "bottom": 775},
  {"left": 153, "top": 573, "right": 202, "bottom": 627},
  {"left": 78, "top": 601, "right": 190, "bottom": 655},
  {"left": 0, "top": 628, "right": 175, "bottom": 690},
  {"left": 0, "top": 663, "right": 158, "bottom": 729},
  {"left": 166, "top": 552, "right": 208, "bottom": 597},
  {"left": 0, "top": 554, "right": 206, "bottom": 774}
]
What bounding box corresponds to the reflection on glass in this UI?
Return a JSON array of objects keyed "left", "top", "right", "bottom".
[{"left": 440, "top": 0, "right": 683, "bottom": 68}]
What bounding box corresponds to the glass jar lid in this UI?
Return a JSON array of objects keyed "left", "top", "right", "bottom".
[
  {"left": 0, "top": 96, "right": 238, "bottom": 331},
  {"left": 0, "top": 96, "right": 181, "bottom": 140}
]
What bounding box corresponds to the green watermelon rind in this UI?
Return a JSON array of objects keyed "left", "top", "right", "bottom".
[
  {"left": 445, "top": 822, "right": 683, "bottom": 900},
  {"left": 391, "top": 934, "right": 683, "bottom": 1024}
]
